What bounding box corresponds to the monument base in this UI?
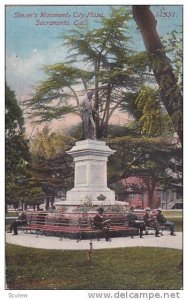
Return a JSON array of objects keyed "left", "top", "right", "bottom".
[
  {"left": 66, "top": 187, "right": 115, "bottom": 204},
  {"left": 65, "top": 139, "right": 116, "bottom": 204}
]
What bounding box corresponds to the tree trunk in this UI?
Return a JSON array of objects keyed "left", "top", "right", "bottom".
[
  {"left": 45, "top": 198, "right": 50, "bottom": 210},
  {"left": 98, "top": 123, "right": 108, "bottom": 139},
  {"left": 5, "top": 203, "right": 8, "bottom": 214},
  {"left": 14, "top": 203, "right": 19, "bottom": 209},
  {"left": 147, "top": 188, "right": 155, "bottom": 209},
  {"left": 100, "top": 84, "right": 112, "bottom": 138},
  {"left": 23, "top": 203, "right": 28, "bottom": 210},
  {"left": 102, "top": 124, "right": 108, "bottom": 138},
  {"left": 143, "top": 176, "right": 157, "bottom": 209},
  {"left": 132, "top": 5, "right": 183, "bottom": 146},
  {"left": 50, "top": 199, "right": 54, "bottom": 208},
  {"left": 94, "top": 61, "right": 100, "bottom": 138}
]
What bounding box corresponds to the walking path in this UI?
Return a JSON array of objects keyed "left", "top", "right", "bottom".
[{"left": 6, "top": 231, "right": 183, "bottom": 250}]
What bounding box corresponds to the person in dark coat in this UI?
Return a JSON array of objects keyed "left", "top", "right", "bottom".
[
  {"left": 156, "top": 207, "right": 176, "bottom": 236},
  {"left": 127, "top": 207, "right": 146, "bottom": 238},
  {"left": 7, "top": 210, "right": 27, "bottom": 235},
  {"left": 93, "top": 207, "right": 111, "bottom": 241},
  {"left": 143, "top": 207, "right": 161, "bottom": 237}
]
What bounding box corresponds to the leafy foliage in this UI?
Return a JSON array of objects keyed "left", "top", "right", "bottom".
[
  {"left": 25, "top": 8, "right": 145, "bottom": 138},
  {"left": 29, "top": 127, "right": 75, "bottom": 208},
  {"left": 132, "top": 6, "right": 183, "bottom": 145},
  {"left": 107, "top": 131, "right": 182, "bottom": 207},
  {"left": 162, "top": 30, "right": 183, "bottom": 87},
  {"left": 5, "top": 84, "right": 31, "bottom": 208},
  {"left": 135, "top": 86, "right": 173, "bottom": 136}
]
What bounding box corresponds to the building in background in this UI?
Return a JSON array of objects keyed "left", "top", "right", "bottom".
[{"left": 122, "top": 177, "right": 182, "bottom": 210}]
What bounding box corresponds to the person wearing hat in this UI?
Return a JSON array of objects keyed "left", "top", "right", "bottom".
[
  {"left": 7, "top": 210, "right": 27, "bottom": 235},
  {"left": 79, "top": 90, "right": 96, "bottom": 140},
  {"left": 143, "top": 207, "right": 161, "bottom": 237},
  {"left": 93, "top": 208, "right": 111, "bottom": 241},
  {"left": 156, "top": 208, "right": 176, "bottom": 236},
  {"left": 126, "top": 207, "right": 146, "bottom": 238}
]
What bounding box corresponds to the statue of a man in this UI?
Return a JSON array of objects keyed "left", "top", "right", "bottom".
[{"left": 79, "top": 90, "right": 97, "bottom": 140}]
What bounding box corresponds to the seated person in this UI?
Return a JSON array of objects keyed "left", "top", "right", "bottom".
[
  {"left": 93, "top": 207, "right": 111, "bottom": 241},
  {"left": 143, "top": 207, "right": 161, "bottom": 237},
  {"left": 126, "top": 207, "right": 146, "bottom": 238},
  {"left": 156, "top": 207, "right": 176, "bottom": 236},
  {"left": 7, "top": 210, "right": 27, "bottom": 235}
]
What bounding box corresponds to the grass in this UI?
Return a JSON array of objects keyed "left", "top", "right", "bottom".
[
  {"left": 164, "top": 211, "right": 183, "bottom": 218},
  {"left": 6, "top": 244, "right": 182, "bottom": 290},
  {"left": 167, "top": 217, "right": 183, "bottom": 232},
  {"left": 6, "top": 212, "right": 19, "bottom": 217}
]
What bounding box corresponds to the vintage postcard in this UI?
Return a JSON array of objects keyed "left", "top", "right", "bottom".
[{"left": 4, "top": 1, "right": 184, "bottom": 298}]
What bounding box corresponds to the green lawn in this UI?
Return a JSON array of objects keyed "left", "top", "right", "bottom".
[
  {"left": 167, "top": 217, "right": 183, "bottom": 232},
  {"left": 164, "top": 212, "right": 183, "bottom": 232},
  {"left": 164, "top": 211, "right": 183, "bottom": 218},
  {"left": 6, "top": 212, "right": 19, "bottom": 217},
  {"left": 6, "top": 244, "right": 182, "bottom": 290}
]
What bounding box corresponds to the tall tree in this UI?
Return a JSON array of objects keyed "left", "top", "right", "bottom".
[
  {"left": 30, "top": 127, "right": 75, "bottom": 209},
  {"left": 132, "top": 5, "right": 183, "bottom": 145},
  {"left": 25, "top": 8, "right": 144, "bottom": 139},
  {"left": 5, "top": 84, "right": 30, "bottom": 211},
  {"left": 107, "top": 132, "right": 182, "bottom": 208}
]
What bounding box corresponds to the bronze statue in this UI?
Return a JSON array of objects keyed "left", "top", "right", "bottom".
[{"left": 79, "top": 91, "right": 97, "bottom": 140}]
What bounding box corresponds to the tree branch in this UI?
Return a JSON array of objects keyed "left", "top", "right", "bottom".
[
  {"left": 132, "top": 5, "right": 183, "bottom": 146},
  {"left": 109, "top": 152, "right": 146, "bottom": 184}
]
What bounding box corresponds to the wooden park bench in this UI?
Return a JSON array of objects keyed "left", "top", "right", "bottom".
[
  {"left": 75, "top": 212, "right": 138, "bottom": 241},
  {"left": 135, "top": 211, "right": 171, "bottom": 235},
  {"left": 21, "top": 211, "right": 138, "bottom": 241},
  {"left": 20, "top": 210, "right": 173, "bottom": 240}
]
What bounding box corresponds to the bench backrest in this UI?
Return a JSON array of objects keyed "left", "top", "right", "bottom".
[{"left": 27, "top": 211, "right": 146, "bottom": 228}]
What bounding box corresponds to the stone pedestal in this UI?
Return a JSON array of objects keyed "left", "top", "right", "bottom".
[{"left": 63, "top": 139, "right": 116, "bottom": 208}]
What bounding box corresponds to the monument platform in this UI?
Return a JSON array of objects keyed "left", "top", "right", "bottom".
[{"left": 55, "top": 139, "right": 117, "bottom": 211}]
